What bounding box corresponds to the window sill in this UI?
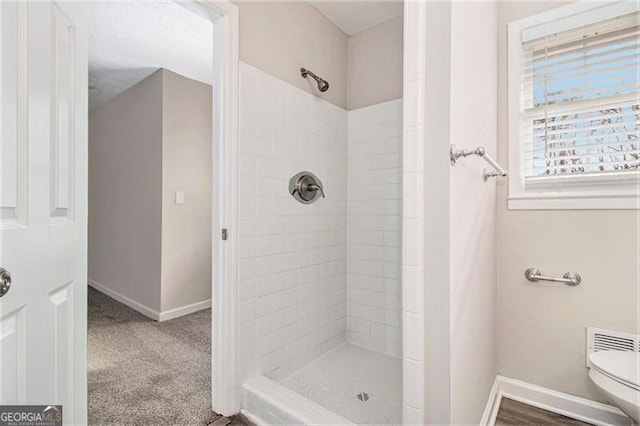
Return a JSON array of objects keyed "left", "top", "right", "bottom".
[{"left": 508, "top": 192, "right": 639, "bottom": 210}]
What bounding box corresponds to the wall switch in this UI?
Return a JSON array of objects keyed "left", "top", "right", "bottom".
[{"left": 175, "top": 190, "right": 185, "bottom": 204}]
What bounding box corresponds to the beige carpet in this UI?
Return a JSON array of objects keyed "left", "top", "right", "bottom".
[{"left": 88, "top": 287, "right": 223, "bottom": 426}]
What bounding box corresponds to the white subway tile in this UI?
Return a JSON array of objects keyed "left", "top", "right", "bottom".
[
  {"left": 237, "top": 63, "right": 400, "bottom": 385},
  {"left": 239, "top": 321, "right": 256, "bottom": 346},
  {"left": 239, "top": 278, "right": 256, "bottom": 303},
  {"left": 346, "top": 99, "right": 403, "bottom": 357},
  {"left": 239, "top": 300, "right": 257, "bottom": 324}
]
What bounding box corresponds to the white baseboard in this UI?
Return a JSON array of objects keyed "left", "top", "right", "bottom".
[
  {"left": 89, "top": 278, "right": 161, "bottom": 321},
  {"left": 480, "top": 376, "right": 502, "bottom": 426},
  {"left": 481, "top": 375, "right": 631, "bottom": 426},
  {"left": 158, "top": 298, "right": 211, "bottom": 322},
  {"left": 89, "top": 279, "right": 210, "bottom": 322}
]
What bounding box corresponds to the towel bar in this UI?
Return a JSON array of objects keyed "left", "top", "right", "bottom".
[
  {"left": 525, "top": 268, "right": 581, "bottom": 286},
  {"left": 449, "top": 144, "right": 508, "bottom": 181}
]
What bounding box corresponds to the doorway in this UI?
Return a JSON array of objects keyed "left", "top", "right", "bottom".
[{"left": 85, "top": 0, "right": 238, "bottom": 423}]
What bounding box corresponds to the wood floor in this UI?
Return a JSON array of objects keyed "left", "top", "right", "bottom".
[
  {"left": 496, "top": 398, "right": 593, "bottom": 425},
  {"left": 216, "top": 398, "right": 592, "bottom": 425}
]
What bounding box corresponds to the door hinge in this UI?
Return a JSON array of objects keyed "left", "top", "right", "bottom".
[{"left": 221, "top": 228, "right": 228, "bottom": 241}]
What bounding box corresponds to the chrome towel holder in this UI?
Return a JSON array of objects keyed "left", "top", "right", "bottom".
[
  {"left": 449, "top": 144, "right": 508, "bottom": 181},
  {"left": 525, "top": 268, "right": 582, "bottom": 286}
]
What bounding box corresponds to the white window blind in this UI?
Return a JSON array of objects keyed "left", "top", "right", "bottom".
[{"left": 520, "top": 12, "right": 640, "bottom": 185}]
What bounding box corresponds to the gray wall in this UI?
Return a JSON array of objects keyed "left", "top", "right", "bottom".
[
  {"left": 347, "top": 16, "right": 403, "bottom": 110},
  {"left": 235, "top": 1, "right": 348, "bottom": 109},
  {"left": 496, "top": 1, "right": 640, "bottom": 402},
  {"left": 161, "top": 70, "right": 212, "bottom": 312},
  {"left": 89, "top": 70, "right": 164, "bottom": 312},
  {"left": 89, "top": 69, "right": 212, "bottom": 318},
  {"left": 235, "top": 2, "right": 403, "bottom": 111}
]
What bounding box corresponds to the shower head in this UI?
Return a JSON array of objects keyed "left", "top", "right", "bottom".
[{"left": 300, "top": 68, "right": 329, "bottom": 92}]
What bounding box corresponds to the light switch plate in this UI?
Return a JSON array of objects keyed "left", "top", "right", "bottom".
[{"left": 175, "top": 190, "right": 185, "bottom": 204}]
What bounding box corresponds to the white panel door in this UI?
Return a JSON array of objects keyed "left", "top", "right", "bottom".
[{"left": 0, "top": 1, "right": 87, "bottom": 423}]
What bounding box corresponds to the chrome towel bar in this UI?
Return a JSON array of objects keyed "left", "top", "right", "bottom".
[
  {"left": 525, "top": 268, "right": 582, "bottom": 286},
  {"left": 449, "top": 144, "right": 508, "bottom": 181}
]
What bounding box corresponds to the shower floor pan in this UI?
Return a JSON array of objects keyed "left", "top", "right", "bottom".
[
  {"left": 243, "top": 344, "right": 401, "bottom": 425},
  {"left": 281, "top": 344, "right": 402, "bottom": 425}
]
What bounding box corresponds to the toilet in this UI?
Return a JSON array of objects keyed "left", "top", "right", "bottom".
[{"left": 589, "top": 351, "right": 640, "bottom": 423}]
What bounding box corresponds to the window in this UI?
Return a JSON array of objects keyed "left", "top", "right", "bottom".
[{"left": 508, "top": 2, "right": 639, "bottom": 209}]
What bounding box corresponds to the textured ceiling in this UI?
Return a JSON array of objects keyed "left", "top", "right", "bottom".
[
  {"left": 89, "top": 0, "right": 213, "bottom": 112},
  {"left": 308, "top": 1, "right": 403, "bottom": 36}
]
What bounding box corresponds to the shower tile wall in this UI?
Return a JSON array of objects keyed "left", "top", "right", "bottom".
[
  {"left": 237, "top": 63, "right": 348, "bottom": 384},
  {"left": 346, "top": 99, "right": 403, "bottom": 357}
]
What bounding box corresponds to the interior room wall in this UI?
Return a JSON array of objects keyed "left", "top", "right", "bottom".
[
  {"left": 449, "top": 2, "right": 499, "bottom": 423},
  {"left": 347, "top": 17, "right": 403, "bottom": 110},
  {"left": 346, "top": 99, "right": 403, "bottom": 357},
  {"left": 161, "top": 69, "right": 212, "bottom": 312},
  {"left": 235, "top": 2, "right": 402, "bottom": 111},
  {"left": 497, "top": 1, "right": 640, "bottom": 402},
  {"left": 89, "top": 69, "right": 212, "bottom": 319},
  {"left": 88, "top": 70, "right": 164, "bottom": 313},
  {"left": 234, "top": 1, "right": 348, "bottom": 109},
  {"left": 236, "top": 62, "right": 348, "bottom": 384}
]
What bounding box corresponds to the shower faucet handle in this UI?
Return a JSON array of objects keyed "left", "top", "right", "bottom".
[
  {"left": 289, "top": 171, "right": 324, "bottom": 204},
  {"left": 308, "top": 184, "right": 325, "bottom": 198}
]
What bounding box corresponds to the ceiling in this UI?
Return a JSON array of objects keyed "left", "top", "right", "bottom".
[
  {"left": 308, "top": 1, "right": 403, "bottom": 36},
  {"left": 89, "top": 0, "right": 212, "bottom": 112}
]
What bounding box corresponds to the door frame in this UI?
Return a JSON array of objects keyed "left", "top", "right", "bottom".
[
  {"left": 200, "top": 0, "right": 240, "bottom": 417},
  {"left": 180, "top": 0, "right": 241, "bottom": 417},
  {"left": 87, "top": 0, "right": 240, "bottom": 416}
]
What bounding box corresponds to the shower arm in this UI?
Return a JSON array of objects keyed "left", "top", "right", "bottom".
[{"left": 301, "top": 68, "right": 318, "bottom": 80}]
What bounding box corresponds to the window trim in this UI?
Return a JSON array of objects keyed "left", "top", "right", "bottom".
[{"left": 507, "top": 0, "right": 640, "bottom": 210}]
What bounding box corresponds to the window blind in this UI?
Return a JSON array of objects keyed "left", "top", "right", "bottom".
[{"left": 521, "top": 12, "right": 640, "bottom": 183}]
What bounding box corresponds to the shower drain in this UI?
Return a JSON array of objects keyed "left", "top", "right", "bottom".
[{"left": 356, "top": 392, "right": 370, "bottom": 402}]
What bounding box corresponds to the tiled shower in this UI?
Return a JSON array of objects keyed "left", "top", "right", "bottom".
[
  {"left": 237, "top": 63, "right": 349, "bottom": 383},
  {"left": 346, "top": 100, "right": 403, "bottom": 357},
  {"left": 237, "top": 63, "right": 403, "bottom": 424}
]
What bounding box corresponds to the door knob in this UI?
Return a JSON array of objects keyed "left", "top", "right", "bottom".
[{"left": 0, "top": 267, "right": 11, "bottom": 297}]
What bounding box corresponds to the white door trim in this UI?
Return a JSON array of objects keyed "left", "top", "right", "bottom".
[
  {"left": 197, "top": 0, "right": 240, "bottom": 417},
  {"left": 153, "top": 0, "right": 239, "bottom": 415}
]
